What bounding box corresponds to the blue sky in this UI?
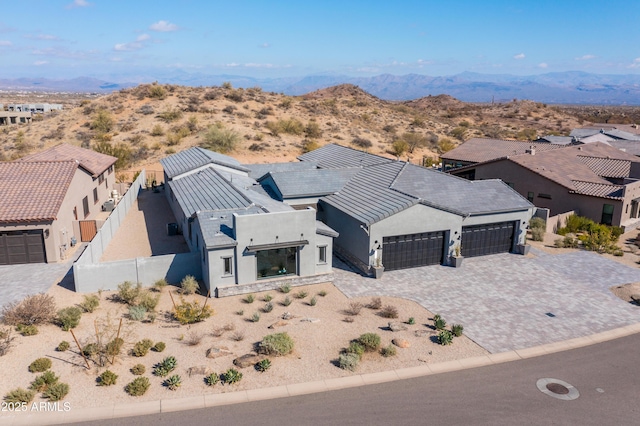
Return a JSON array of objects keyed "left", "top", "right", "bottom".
[{"left": 1, "top": 0, "right": 639, "bottom": 81}]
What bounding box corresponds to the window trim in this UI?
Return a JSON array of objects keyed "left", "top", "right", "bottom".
[
  {"left": 318, "top": 245, "right": 327, "bottom": 264},
  {"left": 82, "top": 196, "right": 90, "bottom": 218},
  {"left": 222, "top": 256, "right": 233, "bottom": 276},
  {"left": 93, "top": 187, "right": 99, "bottom": 204},
  {"left": 538, "top": 193, "right": 552, "bottom": 199}
]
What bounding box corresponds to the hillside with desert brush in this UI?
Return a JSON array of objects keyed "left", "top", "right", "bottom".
[{"left": 0, "top": 83, "right": 602, "bottom": 178}]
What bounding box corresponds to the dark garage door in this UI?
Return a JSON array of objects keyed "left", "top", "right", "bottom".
[
  {"left": 383, "top": 231, "right": 445, "bottom": 271},
  {"left": 461, "top": 221, "right": 515, "bottom": 258},
  {"left": 0, "top": 230, "right": 47, "bottom": 265}
]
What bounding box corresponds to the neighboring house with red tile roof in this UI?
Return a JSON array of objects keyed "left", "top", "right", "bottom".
[
  {"left": 0, "top": 144, "right": 117, "bottom": 265},
  {"left": 448, "top": 142, "right": 640, "bottom": 230}
]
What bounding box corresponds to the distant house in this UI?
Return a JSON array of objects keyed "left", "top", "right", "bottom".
[
  {"left": 0, "top": 144, "right": 117, "bottom": 265},
  {"left": 448, "top": 142, "right": 640, "bottom": 230}
]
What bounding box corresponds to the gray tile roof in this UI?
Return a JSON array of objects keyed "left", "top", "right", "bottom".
[
  {"left": 442, "top": 138, "right": 564, "bottom": 164},
  {"left": 577, "top": 155, "right": 631, "bottom": 178},
  {"left": 168, "top": 167, "right": 254, "bottom": 218},
  {"left": 607, "top": 140, "right": 640, "bottom": 156},
  {"left": 245, "top": 161, "right": 318, "bottom": 180},
  {"left": 298, "top": 144, "right": 392, "bottom": 169},
  {"left": 536, "top": 135, "right": 575, "bottom": 145},
  {"left": 260, "top": 168, "right": 360, "bottom": 199},
  {"left": 161, "top": 147, "right": 250, "bottom": 179},
  {"left": 570, "top": 128, "right": 640, "bottom": 141}
]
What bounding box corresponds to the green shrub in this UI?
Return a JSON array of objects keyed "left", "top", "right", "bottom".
[
  {"left": 407, "top": 317, "right": 416, "bottom": 325},
  {"left": 132, "top": 339, "right": 154, "bottom": 357},
  {"left": 152, "top": 342, "right": 166, "bottom": 352},
  {"left": 157, "top": 108, "right": 183, "bottom": 123},
  {"left": 57, "top": 341, "right": 70, "bottom": 352},
  {"left": 309, "top": 296, "right": 317, "bottom": 306},
  {"left": 16, "top": 324, "right": 38, "bottom": 336},
  {"left": 30, "top": 371, "right": 58, "bottom": 392},
  {"left": 117, "top": 281, "right": 141, "bottom": 305},
  {"left": 138, "top": 291, "right": 160, "bottom": 311},
  {"left": 262, "top": 302, "right": 273, "bottom": 313},
  {"left": 131, "top": 364, "right": 146, "bottom": 375},
  {"left": 346, "top": 341, "right": 365, "bottom": 359},
  {"left": 82, "top": 343, "right": 98, "bottom": 358},
  {"left": 98, "top": 370, "right": 118, "bottom": 386},
  {"left": 173, "top": 299, "right": 213, "bottom": 324},
  {"left": 529, "top": 217, "right": 546, "bottom": 230},
  {"left": 180, "top": 275, "right": 199, "bottom": 295},
  {"left": 251, "top": 312, "right": 261, "bottom": 323},
  {"left": 205, "top": 372, "right": 219, "bottom": 386},
  {"left": 29, "top": 357, "right": 52, "bottom": 373},
  {"left": 301, "top": 139, "right": 320, "bottom": 153},
  {"left": 434, "top": 314, "right": 447, "bottom": 330},
  {"left": 243, "top": 294, "right": 255, "bottom": 304},
  {"left": 200, "top": 125, "right": 240, "bottom": 154},
  {"left": 381, "top": 344, "right": 397, "bottom": 357},
  {"left": 379, "top": 305, "right": 398, "bottom": 319},
  {"left": 279, "top": 284, "right": 291, "bottom": 293},
  {"left": 294, "top": 290, "right": 308, "bottom": 299},
  {"left": 57, "top": 306, "right": 82, "bottom": 331},
  {"left": 338, "top": 353, "right": 360, "bottom": 371},
  {"left": 126, "top": 377, "right": 150, "bottom": 396},
  {"left": 164, "top": 374, "right": 182, "bottom": 390},
  {"left": 438, "top": 330, "right": 453, "bottom": 345},
  {"left": 281, "top": 296, "right": 292, "bottom": 306},
  {"left": 258, "top": 332, "right": 295, "bottom": 356},
  {"left": 531, "top": 227, "right": 545, "bottom": 242},
  {"left": 153, "top": 356, "right": 177, "bottom": 377},
  {"left": 80, "top": 295, "right": 100, "bottom": 313},
  {"left": 153, "top": 278, "right": 168, "bottom": 291},
  {"left": 105, "top": 337, "right": 124, "bottom": 357},
  {"left": 317, "top": 290, "right": 328, "bottom": 297},
  {"left": 147, "top": 85, "right": 167, "bottom": 99},
  {"left": 256, "top": 358, "right": 271, "bottom": 372},
  {"left": 90, "top": 109, "right": 114, "bottom": 133},
  {"left": 128, "top": 305, "right": 147, "bottom": 321},
  {"left": 357, "top": 333, "right": 381, "bottom": 352},
  {"left": 42, "top": 382, "right": 69, "bottom": 401},
  {"left": 3, "top": 388, "right": 35, "bottom": 404},
  {"left": 452, "top": 324, "right": 464, "bottom": 337},
  {"left": 222, "top": 368, "right": 243, "bottom": 385},
  {"left": 262, "top": 294, "right": 273, "bottom": 302}
]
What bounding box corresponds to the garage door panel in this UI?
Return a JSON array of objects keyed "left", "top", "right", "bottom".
[
  {"left": 461, "top": 222, "right": 515, "bottom": 258},
  {"left": 0, "top": 230, "right": 46, "bottom": 265},
  {"left": 383, "top": 231, "right": 445, "bottom": 271}
]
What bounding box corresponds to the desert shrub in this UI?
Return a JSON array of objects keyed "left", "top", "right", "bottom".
[
  {"left": 434, "top": 315, "right": 446, "bottom": 330},
  {"left": 222, "top": 368, "right": 242, "bottom": 385},
  {"left": 262, "top": 294, "right": 273, "bottom": 302},
  {"left": 186, "top": 331, "right": 204, "bottom": 346},
  {"left": 157, "top": 108, "right": 183, "bottom": 123},
  {"left": 352, "top": 137, "right": 372, "bottom": 149},
  {"left": 0, "top": 328, "right": 13, "bottom": 356},
  {"left": 173, "top": 299, "right": 213, "bottom": 324},
  {"left": 3, "top": 388, "right": 35, "bottom": 404},
  {"left": 281, "top": 119, "right": 305, "bottom": 135},
  {"left": 309, "top": 296, "right": 317, "bottom": 306},
  {"left": 279, "top": 284, "right": 291, "bottom": 293},
  {"left": 30, "top": 371, "right": 58, "bottom": 392},
  {"left": 256, "top": 358, "right": 271, "bottom": 372},
  {"left": 29, "top": 357, "right": 52, "bottom": 373},
  {"left": 98, "top": 370, "right": 118, "bottom": 386},
  {"left": 407, "top": 317, "right": 416, "bottom": 325},
  {"left": 338, "top": 353, "right": 360, "bottom": 371},
  {"left": 317, "top": 290, "right": 328, "bottom": 297},
  {"left": 43, "top": 382, "right": 69, "bottom": 401},
  {"left": 153, "top": 278, "right": 168, "bottom": 291},
  {"left": 138, "top": 291, "right": 160, "bottom": 312},
  {"left": 452, "top": 324, "right": 464, "bottom": 337},
  {"left": 80, "top": 295, "right": 100, "bottom": 313},
  {"left": 379, "top": 305, "right": 398, "bottom": 319},
  {"left": 558, "top": 214, "right": 592, "bottom": 235},
  {"left": 105, "top": 337, "right": 124, "bottom": 357},
  {"left": 243, "top": 294, "right": 255, "bottom": 304},
  {"left": 131, "top": 364, "right": 146, "bottom": 375},
  {"left": 16, "top": 324, "right": 38, "bottom": 336},
  {"left": 346, "top": 301, "right": 363, "bottom": 316},
  {"left": 381, "top": 344, "right": 397, "bottom": 357},
  {"left": 57, "top": 341, "right": 70, "bottom": 352},
  {"left": 294, "top": 290, "right": 308, "bottom": 299},
  {"left": 225, "top": 90, "right": 244, "bottom": 102},
  {"left": 90, "top": 109, "right": 114, "bottom": 133},
  {"left": 57, "top": 306, "right": 82, "bottom": 331},
  {"left": 93, "top": 141, "right": 132, "bottom": 170},
  {"left": 531, "top": 227, "right": 545, "bottom": 242},
  {"left": 304, "top": 122, "right": 323, "bottom": 138},
  {"left": 164, "top": 374, "right": 182, "bottom": 390},
  {"left": 82, "top": 343, "right": 98, "bottom": 358},
  {"left": 128, "top": 305, "right": 147, "bottom": 321},
  {"left": 301, "top": 139, "right": 320, "bottom": 153},
  {"left": 366, "top": 297, "right": 382, "bottom": 310},
  {"left": 200, "top": 125, "right": 240, "bottom": 154},
  {"left": 251, "top": 312, "right": 261, "bottom": 323},
  {"left": 1, "top": 293, "right": 56, "bottom": 326},
  {"left": 262, "top": 302, "right": 274, "bottom": 313},
  {"left": 117, "top": 281, "right": 141, "bottom": 305},
  {"left": 150, "top": 124, "right": 165, "bottom": 136},
  {"left": 229, "top": 331, "right": 245, "bottom": 341},
  {"left": 437, "top": 137, "right": 456, "bottom": 154},
  {"left": 357, "top": 333, "right": 381, "bottom": 352},
  {"left": 438, "top": 330, "right": 453, "bottom": 345},
  {"left": 346, "top": 341, "right": 365, "bottom": 359},
  {"left": 126, "top": 377, "right": 150, "bottom": 396},
  {"left": 258, "top": 332, "right": 295, "bottom": 356},
  {"left": 281, "top": 296, "right": 292, "bottom": 306},
  {"left": 132, "top": 339, "right": 154, "bottom": 357},
  {"left": 204, "top": 373, "right": 219, "bottom": 386},
  {"left": 390, "top": 139, "right": 409, "bottom": 157},
  {"left": 147, "top": 84, "right": 167, "bottom": 99},
  {"left": 153, "top": 356, "right": 177, "bottom": 377},
  {"left": 529, "top": 217, "right": 546, "bottom": 230},
  {"left": 153, "top": 341, "right": 166, "bottom": 352},
  {"left": 180, "top": 275, "right": 199, "bottom": 295}
]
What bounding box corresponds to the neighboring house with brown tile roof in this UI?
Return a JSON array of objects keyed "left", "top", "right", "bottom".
[
  {"left": 0, "top": 144, "right": 118, "bottom": 265},
  {"left": 448, "top": 142, "right": 640, "bottom": 230}
]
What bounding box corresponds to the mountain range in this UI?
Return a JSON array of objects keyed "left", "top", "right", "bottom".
[{"left": 1, "top": 71, "right": 640, "bottom": 105}]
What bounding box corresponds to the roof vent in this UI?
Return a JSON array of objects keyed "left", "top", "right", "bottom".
[{"left": 525, "top": 145, "right": 535, "bottom": 155}]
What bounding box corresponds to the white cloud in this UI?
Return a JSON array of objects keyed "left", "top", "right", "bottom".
[
  {"left": 136, "top": 34, "right": 151, "bottom": 42},
  {"left": 513, "top": 53, "right": 525, "bottom": 60},
  {"left": 538, "top": 62, "right": 548, "bottom": 68},
  {"left": 25, "top": 33, "right": 59, "bottom": 41},
  {"left": 31, "top": 46, "right": 97, "bottom": 59},
  {"left": 149, "top": 20, "right": 179, "bottom": 32},
  {"left": 628, "top": 58, "right": 640, "bottom": 69},
  {"left": 66, "top": 0, "right": 91, "bottom": 9},
  {"left": 575, "top": 54, "right": 595, "bottom": 61},
  {"left": 0, "top": 40, "right": 11, "bottom": 46},
  {"left": 258, "top": 43, "right": 270, "bottom": 48},
  {"left": 34, "top": 60, "right": 48, "bottom": 66},
  {"left": 114, "top": 42, "right": 143, "bottom": 52}
]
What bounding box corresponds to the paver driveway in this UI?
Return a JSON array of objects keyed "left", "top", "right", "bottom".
[
  {"left": 333, "top": 248, "right": 640, "bottom": 353},
  {"left": 0, "top": 260, "right": 73, "bottom": 310}
]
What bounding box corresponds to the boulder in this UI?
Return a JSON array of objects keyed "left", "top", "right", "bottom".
[
  {"left": 392, "top": 338, "right": 410, "bottom": 348},
  {"left": 206, "top": 346, "right": 233, "bottom": 359},
  {"left": 282, "top": 312, "right": 294, "bottom": 320},
  {"left": 388, "top": 321, "right": 408, "bottom": 332},
  {"left": 187, "top": 366, "right": 212, "bottom": 377},
  {"left": 233, "top": 353, "right": 264, "bottom": 368},
  {"left": 414, "top": 330, "right": 432, "bottom": 337}
]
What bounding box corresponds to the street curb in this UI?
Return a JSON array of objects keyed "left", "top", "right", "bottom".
[{"left": 3, "top": 323, "right": 640, "bottom": 425}]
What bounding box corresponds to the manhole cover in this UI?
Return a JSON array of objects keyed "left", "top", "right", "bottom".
[{"left": 536, "top": 378, "right": 579, "bottom": 401}]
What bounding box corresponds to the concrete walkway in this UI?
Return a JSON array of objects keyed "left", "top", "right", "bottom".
[{"left": 332, "top": 248, "right": 640, "bottom": 353}]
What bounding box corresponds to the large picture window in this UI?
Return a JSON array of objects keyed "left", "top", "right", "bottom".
[{"left": 257, "top": 247, "right": 297, "bottom": 279}]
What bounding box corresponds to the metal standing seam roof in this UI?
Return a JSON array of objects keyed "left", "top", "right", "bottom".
[
  {"left": 244, "top": 161, "right": 318, "bottom": 180},
  {"left": 18, "top": 143, "right": 117, "bottom": 178},
  {"left": 259, "top": 168, "right": 360, "bottom": 198},
  {"left": 315, "top": 220, "right": 339, "bottom": 238},
  {"left": 297, "top": 143, "right": 393, "bottom": 169},
  {"left": 167, "top": 167, "right": 254, "bottom": 219},
  {"left": 577, "top": 155, "right": 631, "bottom": 178},
  {"left": 160, "top": 147, "right": 250, "bottom": 179},
  {"left": 441, "top": 138, "right": 565, "bottom": 164},
  {"left": 0, "top": 161, "right": 78, "bottom": 223}
]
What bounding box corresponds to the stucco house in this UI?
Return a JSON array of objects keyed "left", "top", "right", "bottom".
[
  {"left": 447, "top": 141, "right": 640, "bottom": 230},
  {"left": 0, "top": 144, "right": 117, "bottom": 265}
]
